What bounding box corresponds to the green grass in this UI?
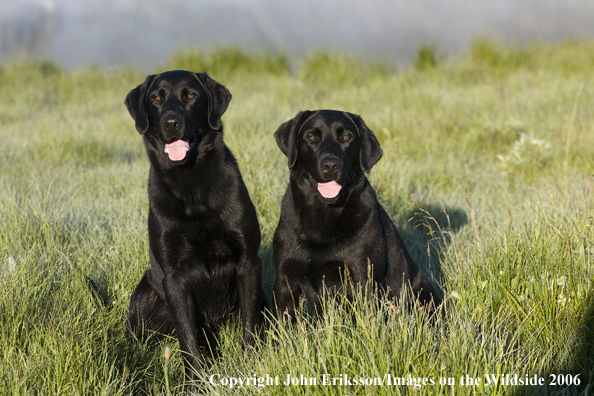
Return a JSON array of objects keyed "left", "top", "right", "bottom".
[{"left": 1, "top": 40, "right": 593, "bottom": 395}]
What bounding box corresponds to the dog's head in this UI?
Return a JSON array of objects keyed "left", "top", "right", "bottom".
[
  {"left": 125, "top": 70, "right": 231, "bottom": 164},
  {"left": 275, "top": 110, "right": 383, "bottom": 202}
]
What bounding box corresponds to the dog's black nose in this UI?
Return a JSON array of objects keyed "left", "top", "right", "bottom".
[
  {"left": 162, "top": 115, "right": 183, "bottom": 134},
  {"left": 321, "top": 157, "right": 341, "bottom": 175}
]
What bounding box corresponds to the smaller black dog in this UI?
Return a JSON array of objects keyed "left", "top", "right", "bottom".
[
  {"left": 125, "top": 70, "right": 262, "bottom": 388},
  {"left": 273, "top": 110, "right": 442, "bottom": 319}
]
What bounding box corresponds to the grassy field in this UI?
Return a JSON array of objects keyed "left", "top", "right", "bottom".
[{"left": 0, "top": 39, "right": 593, "bottom": 395}]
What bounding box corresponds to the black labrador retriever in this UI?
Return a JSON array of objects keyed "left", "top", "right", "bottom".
[
  {"left": 272, "top": 109, "right": 441, "bottom": 319},
  {"left": 124, "top": 70, "right": 262, "bottom": 387}
]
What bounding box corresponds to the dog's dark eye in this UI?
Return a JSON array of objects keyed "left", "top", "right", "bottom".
[
  {"left": 307, "top": 135, "right": 316, "bottom": 141},
  {"left": 187, "top": 93, "right": 195, "bottom": 99},
  {"left": 343, "top": 135, "right": 351, "bottom": 141},
  {"left": 154, "top": 95, "right": 161, "bottom": 101}
]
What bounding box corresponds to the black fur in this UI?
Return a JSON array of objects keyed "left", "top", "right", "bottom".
[
  {"left": 272, "top": 110, "right": 441, "bottom": 319},
  {"left": 124, "top": 70, "right": 262, "bottom": 387}
]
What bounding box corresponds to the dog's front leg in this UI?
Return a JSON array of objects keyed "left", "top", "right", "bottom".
[
  {"left": 162, "top": 274, "right": 204, "bottom": 389},
  {"left": 272, "top": 273, "right": 301, "bottom": 323},
  {"left": 236, "top": 255, "right": 263, "bottom": 346}
]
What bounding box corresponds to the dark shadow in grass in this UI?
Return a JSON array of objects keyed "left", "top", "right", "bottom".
[
  {"left": 552, "top": 293, "right": 594, "bottom": 395},
  {"left": 393, "top": 202, "right": 469, "bottom": 291},
  {"left": 258, "top": 241, "right": 275, "bottom": 301},
  {"left": 511, "top": 288, "right": 594, "bottom": 396},
  {"left": 496, "top": 233, "right": 594, "bottom": 396}
]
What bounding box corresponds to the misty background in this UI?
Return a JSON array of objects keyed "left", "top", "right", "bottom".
[{"left": 2, "top": 0, "right": 594, "bottom": 69}]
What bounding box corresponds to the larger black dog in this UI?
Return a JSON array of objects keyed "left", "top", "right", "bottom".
[
  {"left": 125, "top": 70, "right": 262, "bottom": 386},
  {"left": 273, "top": 110, "right": 441, "bottom": 318}
]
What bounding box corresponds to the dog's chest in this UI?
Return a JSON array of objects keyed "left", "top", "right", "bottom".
[
  {"left": 193, "top": 263, "right": 238, "bottom": 326},
  {"left": 171, "top": 228, "right": 239, "bottom": 264},
  {"left": 290, "top": 226, "right": 386, "bottom": 284},
  {"left": 149, "top": 208, "right": 242, "bottom": 266}
]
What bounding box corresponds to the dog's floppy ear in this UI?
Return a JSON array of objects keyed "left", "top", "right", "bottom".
[
  {"left": 124, "top": 74, "right": 156, "bottom": 134},
  {"left": 194, "top": 72, "right": 231, "bottom": 130},
  {"left": 274, "top": 110, "right": 314, "bottom": 169},
  {"left": 346, "top": 112, "right": 383, "bottom": 173}
]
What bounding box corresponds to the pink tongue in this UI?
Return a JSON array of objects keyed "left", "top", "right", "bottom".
[
  {"left": 164, "top": 140, "right": 190, "bottom": 161},
  {"left": 317, "top": 181, "right": 342, "bottom": 199}
]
